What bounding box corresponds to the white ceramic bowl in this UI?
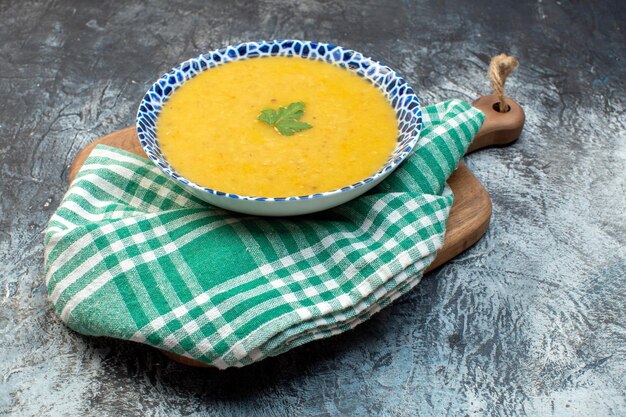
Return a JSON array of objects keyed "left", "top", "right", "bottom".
[{"left": 136, "top": 40, "right": 422, "bottom": 216}]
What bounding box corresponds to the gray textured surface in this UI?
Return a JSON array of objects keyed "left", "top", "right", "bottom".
[{"left": 1, "top": 0, "right": 625, "bottom": 415}]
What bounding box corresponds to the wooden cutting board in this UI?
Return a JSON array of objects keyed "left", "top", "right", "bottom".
[{"left": 68, "top": 95, "right": 524, "bottom": 366}]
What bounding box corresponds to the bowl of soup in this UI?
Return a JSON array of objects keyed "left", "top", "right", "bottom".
[{"left": 137, "top": 40, "right": 422, "bottom": 216}]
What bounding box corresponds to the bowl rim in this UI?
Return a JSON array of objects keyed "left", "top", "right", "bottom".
[{"left": 136, "top": 39, "right": 423, "bottom": 202}]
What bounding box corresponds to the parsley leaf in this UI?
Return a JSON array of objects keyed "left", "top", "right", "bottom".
[{"left": 258, "top": 102, "right": 313, "bottom": 136}]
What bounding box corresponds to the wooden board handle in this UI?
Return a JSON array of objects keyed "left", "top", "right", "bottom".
[{"left": 468, "top": 94, "right": 525, "bottom": 153}]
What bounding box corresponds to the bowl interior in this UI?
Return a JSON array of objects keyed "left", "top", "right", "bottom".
[{"left": 136, "top": 40, "right": 422, "bottom": 201}]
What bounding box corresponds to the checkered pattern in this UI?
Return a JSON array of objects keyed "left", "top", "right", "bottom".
[{"left": 44, "top": 100, "right": 484, "bottom": 368}]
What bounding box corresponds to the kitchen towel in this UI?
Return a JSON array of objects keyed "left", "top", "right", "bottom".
[{"left": 44, "top": 99, "right": 484, "bottom": 368}]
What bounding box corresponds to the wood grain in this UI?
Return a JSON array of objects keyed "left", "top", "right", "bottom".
[{"left": 468, "top": 95, "right": 525, "bottom": 153}]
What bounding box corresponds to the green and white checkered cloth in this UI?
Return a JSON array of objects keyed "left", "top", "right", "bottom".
[{"left": 44, "top": 100, "right": 483, "bottom": 368}]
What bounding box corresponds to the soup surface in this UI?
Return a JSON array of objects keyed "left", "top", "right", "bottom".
[{"left": 157, "top": 56, "right": 397, "bottom": 197}]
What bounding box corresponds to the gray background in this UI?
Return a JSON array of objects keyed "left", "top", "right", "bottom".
[{"left": 1, "top": 0, "right": 624, "bottom": 416}]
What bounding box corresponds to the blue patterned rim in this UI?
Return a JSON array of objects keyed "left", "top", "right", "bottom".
[{"left": 136, "top": 40, "right": 422, "bottom": 201}]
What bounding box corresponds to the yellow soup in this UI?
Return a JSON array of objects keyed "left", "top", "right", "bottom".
[{"left": 157, "top": 56, "right": 397, "bottom": 197}]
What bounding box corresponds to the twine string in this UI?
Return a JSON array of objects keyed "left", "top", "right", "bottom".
[{"left": 489, "top": 54, "right": 519, "bottom": 112}]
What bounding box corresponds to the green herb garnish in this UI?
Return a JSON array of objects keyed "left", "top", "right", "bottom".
[{"left": 258, "top": 101, "right": 313, "bottom": 136}]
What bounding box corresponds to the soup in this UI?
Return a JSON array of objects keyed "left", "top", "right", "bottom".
[{"left": 157, "top": 56, "right": 397, "bottom": 197}]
